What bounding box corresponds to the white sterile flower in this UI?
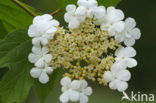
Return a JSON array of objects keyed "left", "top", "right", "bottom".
[
  {"left": 64, "top": 5, "right": 87, "bottom": 29},
  {"left": 77, "top": 0, "right": 98, "bottom": 18},
  {"left": 115, "top": 17, "right": 141, "bottom": 46},
  {"left": 28, "top": 46, "right": 52, "bottom": 67},
  {"left": 115, "top": 47, "right": 137, "bottom": 68},
  {"left": 99, "top": 6, "right": 125, "bottom": 36},
  {"left": 60, "top": 77, "right": 80, "bottom": 103},
  {"left": 28, "top": 14, "right": 59, "bottom": 45},
  {"left": 30, "top": 66, "right": 53, "bottom": 84},
  {"left": 103, "top": 66, "right": 131, "bottom": 92},
  {"left": 78, "top": 80, "right": 92, "bottom": 103}
]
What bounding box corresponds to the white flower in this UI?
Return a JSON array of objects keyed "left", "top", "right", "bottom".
[
  {"left": 64, "top": 5, "right": 87, "bottom": 29},
  {"left": 28, "top": 14, "right": 59, "bottom": 45},
  {"left": 28, "top": 46, "right": 52, "bottom": 67},
  {"left": 77, "top": 0, "right": 98, "bottom": 18},
  {"left": 60, "top": 77, "right": 80, "bottom": 103},
  {"left": 115, "top": 17, "right": 141, "bottom": 46},
  {"left": 93, "top": 6, "right": 105, "bottom": 19},
  {"left": 60, "top": 77, "right": 92, "bottom": 103},
  {"left": 98, "top": 7, "right": 125, "bottom": 36},
  {"left": 78, "top": 80, "right": 92, "bottom": 103},
  {"left": 103, "top": 66, "right": 131, "bottom": 92},
  {"left": 30, "top": 66, "right": 53, "bottom": 84},
  {"left": 115, "top": 47, "right": 137, "bottom": 68}
]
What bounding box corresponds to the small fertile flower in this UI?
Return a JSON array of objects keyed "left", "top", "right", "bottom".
[
  {"left": 64, "top": 5, "right": 87, "bottom": 29},
  {"left": 28, "top": 14, "right": 59, "bottom": 45},
  {"left": 77, "top": 0, "right": 98, "bottom": 18},
  {"left": 115, "top": 17, "right": 141, "bottom": 46},
  {"left": 30, "top": 66, "right": 53, "bottom": 84},
  {"left": 99, "top": 7, "right": 125, "bottom": 36},
  {"left": 103, "top": 67, "right": 131, "bottom": 92},
  {"left": 28, "top": 46, "right": 52, "bottom": 67},
  {"left": 115, "top": 47, "right": 137, "bottom": 68}
]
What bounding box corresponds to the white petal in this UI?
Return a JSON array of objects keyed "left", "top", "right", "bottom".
[
  {"left": 113, "top": 21, "right": 125, "bottom": 33},
  {"left": 33, "top": 14, "right": 52, "bottom": 24},
  {"left": 111, "top": 62, "right": 126, "bottom": 74},
  {"left": 113, "top": 9, "right": 125, "bottom": 21},
  {"left": 32, "top": 37, "right": 41, "bottom": 46},
  {"left": 131, "top": 28, "right": 141, "bottom": 40},
  {"left": 42, "top": 46, "right": 49, "bottom": 54},
  {"left": 77, "top": 0, "right": 87, "bottom": 7},
  {"left": 39, "top": 71, "right": 49, "bottom": 84},
  {"left": 94, "top": 6, "right": 105, "bottom": 19},
  {"left": 69, "top": 90, "right": 79, "bottom": 102},
  {"left": 46, "top": 27, "right": 57, "bottom": 34},
  {"left": 71, "top": 80, "right": 80, "bottom": 90},
  {"left": 115, "top": 47, "right": 136, "bottom": 57},
  {"left": 125, "top": 58, "right": 137, "bottom": 68},
  {"left": 32, "top": 46, "right": 42, "bottom": 54},
  {"left": 75, "top": 6, "right": 87, "bottom": 16},
  {"left": 28, "top": 53, "right": 40, "bottom": 63},
  {"left": 124, "top": 38, "right": 135, "bottom": 46},
  {"left": 80, "top": 80, "right": 88, "bottom": 89},
  {"left": 60, "top": 92, "right": 69, "bottom": 103},
  {"left": 88, "top": 0, "right": 98, "bottom": 7},
  {"left": 43, "top": 54, "right": 52, "bottom": 63},
  {"left": 30, "top": 67, "right": 42, "bottom": 78},
  {"left": 66, "top": 4, "right": 76, "bottom": 14},
  {"left": 35, "top": 58, "right": 45, "bottom": 67},
  {"left": 125, "top": 17, "right": 136, "bottom": 30},
  {"left": 68, "top": 19, "right": 80, "bottom": 29},
  {"left": 109, "top": 80, "right": 118, "bottom": 90},
  {"left": 103, "top": 71, "right": 113, "bottom": 82},
  {"left": 117, "top": 81, "right": 128, "bottom": 92},
  {"left": 107, "top": 6, "right": 115, "bottom": 14},
  {"left": 50, "top": 20, "right": 59, "bottom": 26},
  {"left": 40, "top": 37, "right": 48, "bottom": 45},
  {"left": 28, "top": 25, "right": 37, "bottom": 37},
  {"left": 79, "top": 94, "right": 88, "bottom": 103},
  {"left": 61, "top": 77, "right": 71, "bottom": 87},
  {"left": 116, "top": 70, "right": 131, "bottom": 82},
  {"left": 45, "top": 67, "right": 53, "bottom": 74},
  {"left": 83, "top": 87, "right": 92, "bottom": 96},
  {"left": 64, "top": 13, "right": 72, "bottom": 23}
]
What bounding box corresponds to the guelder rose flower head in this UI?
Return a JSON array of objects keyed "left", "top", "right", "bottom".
[
  {"left": 28, "top": 14, "right": 59, "bottom": 45},
  {"left": 115, "top": 17, "right": 141, "bottom": 46}
]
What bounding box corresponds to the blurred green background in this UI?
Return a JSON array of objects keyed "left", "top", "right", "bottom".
[{"left": 3, "top": 0, "right": 156, "bottom": 103}]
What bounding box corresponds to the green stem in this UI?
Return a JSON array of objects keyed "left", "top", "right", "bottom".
[
  {"left": 51, "top": 8, "right": 61, "bottom": 16},
  {"left": 12, "top": 0, "right": 36, "bottom": 17}
]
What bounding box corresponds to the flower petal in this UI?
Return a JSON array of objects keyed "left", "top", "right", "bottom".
[
  {"left": 83, "top": 87, "right": 92, "bottom": 96},
  {"left": 69, "top": 90, "right": 80, "bottom": 102},
  {"left": 103, "top": 71, "right": 113, "bottom": 82},
  {"left": 80, "top": 80, "right": 88, "bottom": 89},
  {"left": 79, "top": 93, "right": 88, "bottom": 103},
  {"left": 45, "top": 67, "right": 53, "bottom": 74},
  {"left": 131, "top": 28, "right": 141, "bottom": 40},
  {"left": 116, "top": 70, "right": 131, "bottom": 82},
  {"left": 125, "top": 17, "right": 136, "bottom": 30},
  {"left": 30, "top": 67, "right": 42, "bottom": 78},
  {"left": 117, "top": 81, "right": 128, "bottom": 92},
  {"left": 109, "top": 80, "right": 118, "bottom": 90},
  {"left": 66, "top": 4, "right": 76, "bottom": 14},
  {"left": 124, "top": 38, "right": 135, "bottom": 46},
  {"left": 60, "top": 92, "right": 69, "bottom": 103},
  {"left": 43, "top": 54, "right": 52, "bottom": 63},
  {"left": 71, "top": 80, "right": 81, "bottom": 90},
  {"left": 115, "top": 47, "right": 136, "bottom": 57},
  {"left": 61, "top": 77, "right": 71, "bottom": 87},
  {"left": 39, "top": 71, "right": 49, "bottom": 84},
  {"left": 28, "top": 53, "right": 40, "bottom": 63},
  {"left": 125, "top": 58, "right": 137, "bottom": 68}
]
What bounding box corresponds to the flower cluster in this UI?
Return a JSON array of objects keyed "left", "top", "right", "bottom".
[
  {"left": 28, "top": 14, "right": 59, "bottom": 84},
  {"left": 27, "top": 0, "right": 141, "bottom": 102},
  {"left": 60, "top": 77, "right": 92, "bottom": 103}
]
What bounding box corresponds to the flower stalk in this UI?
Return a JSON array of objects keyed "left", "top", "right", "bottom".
[
  {"left": 51, "top": 8, "right": 61, "bottom": 16},
  {"left": 12, "top": 0, "right": 36, "bottom": 17}
]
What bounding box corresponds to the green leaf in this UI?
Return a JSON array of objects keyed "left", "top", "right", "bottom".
[
  {"left": 0, "top": 0, "right": 34, "bottom": 33},
  {"left": 0, "top": 20, "right": 7, "bottom": 39},
  {"left": 57, "top": 0, "right": 122, "bottom": 11},
  {"left": 0, "top": 60, "right": 33, "bottom": 103},
  {"left": 34, "top": 69, "right": 59, "bottom": 103},
  {"left": 0, "top": 30, "right": 32, "bottom": 68},
  {"left": 0, "top": 30, "right": 33, "bottom": 103}
]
